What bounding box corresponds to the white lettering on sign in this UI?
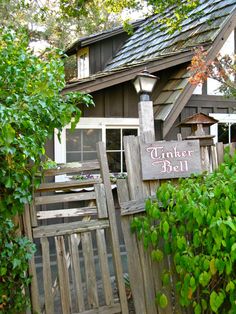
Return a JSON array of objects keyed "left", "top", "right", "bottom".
[{"left": 140, "top": 140, "right": 201, "bottom": 180}]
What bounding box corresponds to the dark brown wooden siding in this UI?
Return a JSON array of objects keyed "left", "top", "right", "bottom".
[
  {"left": 80, "top": 82, "right": 139, "bottom": 118},
  {"left": 89, "top": 33, "right": 130, "bottom": 74}
]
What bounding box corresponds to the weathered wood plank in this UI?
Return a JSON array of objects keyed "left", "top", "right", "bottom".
[
  {"left": 35, "top": 191, "right": 96, "bottom": 205},
  {"left": 94, "top": 184, "right": 108, "bottom": 218},
  {"left": 138, "top": 101, "right": 155, "bottom": 143},
  {"left": 37, "top": 179, "right": 101, "bottom": 192},
  {"left": 200, "top": 146, "right": 210, "bottom": 172},
  {"left": 216, "top": 142, "right": 224, "bottom": 164},
  {"left": 96, "top": 229, "right": 113, "bottom": 306},
  {"left": 33, "top": 219, "right": 109, "bottom": 238},
  {"left": 97, "top": 141, "right": 129, "bottom": 314},
  {"left": 121, "top": 216, "right": 147, "bottom": 314},
  {"left": 55, "top": 236, "right": 72, "bottom": 314},
  {"left": 136, "top": 241, "right": 157, "bottom": 314},
  {"left": 123, "top": 136, "right": 148, "bottom": 200},
  {"left": 81, "top": 232, "right": 99, "bottom": 309},
  {"left": 41, "top": 160, "right": 100, "bottom": 176},
  {"left": 72, "top": 303, "right": 121, "bottom": 314},
  {"left": 37, "top": 206, "right": 97, "bottom": 220},
  {"left": 70, "top": 234, "right": 85, "bottom": 312},
  {"left": 116, "top": 179, "right": 130, "bottom": 205},
  {"left": 210, "top": 145, "right": 218, "bottom": 170},
  {"left": 120, "top": 195, "right": 157, "bottom": 216},
  {"left": 22, "top": 204, "right": 41, "bottom": 314},
  {"left": 117, "top": 179, "right": 147, "bottom": 314},
  {"left": 41, "top": 237, "right": 54, "bottom": 314}
]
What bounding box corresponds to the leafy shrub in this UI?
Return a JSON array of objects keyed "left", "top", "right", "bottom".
[
  {"left": 131, "top": 149, "right": 236, "bottom": 313},
  {"left": 0, "top": 219, "right": 35, "bottom": 313},
  {"left": 0, "top": 28, "right": 93, "bottom": 218}
]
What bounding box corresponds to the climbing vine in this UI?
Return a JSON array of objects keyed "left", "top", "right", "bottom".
[
  {"left": 0, "top": 28, "right": 93, "bottom": 312},
  {"left": 131, "top": 149, "right": 236, "bottom": 313}
]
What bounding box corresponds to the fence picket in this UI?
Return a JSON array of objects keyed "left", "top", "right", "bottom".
[{"left": 81, "top": 232, "right": 99, "bottom": 309}]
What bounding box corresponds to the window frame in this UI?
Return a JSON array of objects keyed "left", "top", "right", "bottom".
[
  {"left": 54, "top": 117, "right": 140, "bottom": 171},
  {"left": 77, "top": 47, "right": 89, "bottom": 79},
  {"left": 209, "top": 113, "right": 236, "bottom": 144}
]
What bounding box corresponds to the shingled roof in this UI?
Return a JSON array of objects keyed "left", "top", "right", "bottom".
[
  {"left": 64, "top": 0, "right": 236, "bottom": 137},
  {"left": 105, "top": 0, "right": 236, "bottom": 71}
]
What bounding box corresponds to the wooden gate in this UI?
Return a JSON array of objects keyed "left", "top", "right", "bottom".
[
  {"left": 23, "top": 142, "right": 129, "bottom": 314},
  {"left": 117, "top": 136, "right": 236, "bottom": 314}
]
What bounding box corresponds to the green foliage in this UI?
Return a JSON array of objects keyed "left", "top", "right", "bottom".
[
  {"left": 0, "top": 218, "right": 35, "bottom": 313},
  {"left": 131, "top": 149, "right": 236, "bottom": 313},
  {"left": 0, "top": 28, "right": 93, "bottom": 218}
]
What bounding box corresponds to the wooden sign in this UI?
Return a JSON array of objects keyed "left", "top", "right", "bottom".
[{"left": 140, "top": 140, "right": 201, "bottom": 180}]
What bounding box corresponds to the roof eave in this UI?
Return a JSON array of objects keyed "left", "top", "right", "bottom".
[{"left": 62, "top": 50, "right": 195, "bottom": 94}]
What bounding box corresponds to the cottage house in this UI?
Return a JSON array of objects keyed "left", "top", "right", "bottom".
[{"left": 52, "top": 0, "right": 236, "bottom": 173}]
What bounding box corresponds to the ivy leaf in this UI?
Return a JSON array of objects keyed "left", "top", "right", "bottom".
[
  {"left": 156, "top": 293, "right": 168, "bottom": 309},
  {"left": 163, "top": 221, "right": 169, "bottom": 234},
  {"left": 210, "top": 291, "right": 225, "bottom": 313}
]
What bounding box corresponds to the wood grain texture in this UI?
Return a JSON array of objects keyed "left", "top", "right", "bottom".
[
  {"left": 81, "top": 232, "right": 99, "bottom": 309},
  {"left": 35, "top": 191, "right": 96, "bottom": 206},
  {"left": 96, "top": 229, "right": 113, "bottom": 306},
  {"left": 33, "top": 219, "right": 109, "bottom": 238},
  {"left": 41, "top": 237, "right": 54, "bottom": 314},
  {"left": 55, "top": 236, "right": 72, "bottom": 314},
  {"left": 70, "top": 234, "right": 85, "bottom": 312},
  {"left": 97, "top": 141, "right": 129, "bottom": 314},
  {"left": 94, "top": 184, "right": 108, "bottom": 218}
]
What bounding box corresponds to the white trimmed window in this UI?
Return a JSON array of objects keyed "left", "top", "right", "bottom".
[
  {"left": 210, "top": 113, "right": 236, "bottom": 144},
  {"left": 77, "top": 47, "right": 89, "bottom": 79},
  {"left": 55, "top": 118, "right": 139, "bottom": 173}
]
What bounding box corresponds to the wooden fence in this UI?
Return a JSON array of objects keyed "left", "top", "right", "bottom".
[
  {"left": 23, "top": 142, "right": 129, "bottom": 314},
  {"left": 117, "top": 137, "right": 236, "bottom": 314}
]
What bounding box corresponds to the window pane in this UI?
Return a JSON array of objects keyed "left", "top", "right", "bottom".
[
  {"left": 66, "top": 129, "right": 102, "bottom": 162},
  {"left": 66, "top": 152, "right": 81, "bottom": 163},
  {"left": 106, "top": 129, "right": 121, "bottom": 150},
  {"left": 122, "top": 129, "right": 138, "bottom": 137},
  {"left": 218, "top": 123, "right": 229, "bottom": 144},
  {"left": 66, "top": 129, "right": 82, "bottom": 151},
  {"left": 83, "top": 129, "right": 102, "bottom": 151},
  {"left": 83, "top": 152, "right": 98, "bottom": 161},
  {"left": 107, "top": 152, "right": 121, "bottom": 172},
  {"left": 231, "top": 123, "right": 236, "bottom": 143}
]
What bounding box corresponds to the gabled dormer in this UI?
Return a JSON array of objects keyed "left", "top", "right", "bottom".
[{"left": 64, "top": 19, "right": 143, "bottom": 81}]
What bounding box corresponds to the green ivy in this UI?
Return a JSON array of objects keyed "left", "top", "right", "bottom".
[
  {"left": 0, "top": 28, "right": 94, "bottom": 312},
  {"left": 0, "top": 218, "right": 35, "bottom": 313},
  {"left": 131, "top": 149, "right": 236, "bottom": 313},
  {"left": 0, "top": 28, "right": 94, "bottom": 218}
]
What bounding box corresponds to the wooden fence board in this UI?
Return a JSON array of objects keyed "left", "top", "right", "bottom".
[
  {"left": 81, "top": 232, "right": 99, "bottom": 309},
  {"left": 97, "top": 142, "right": 129, "bottom": 314},
  {"left": 117, "top": 179, "right": 147, "bottom": 314},
  {"left": 55, "top": 236, "right": 72, "bottom": 314},
  {"left": 96, "top": 229, "right": 113, "bottom": 306},
  {"left": 70, "top": 234, "right": 85, "bottom": 312},
  {"left": 41, "top": 161, "right": 100, "bottom": 176},
  {"left": 35, "top": 191, "right": 96, "bottom": 205},
  {"left": 37, "top": 206, "right": 97, "bottom": 220},
  {"left": 94, "top": 184, "right": 108, "bottom": 218},
  {"left": 33, "top": 219, "right": 109, "bottom": 238},
  {"left": 41, "top": 237, "right": 54, "bottom": 314},
  {"left": 23, "top": 205, "right": 41, "bottom": 314},
  {"left": 123, "top": 136, "right": 148, "bottom": 200},
  {"left": 38, "top": 179, "right": 101, "bottom": 192}
]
